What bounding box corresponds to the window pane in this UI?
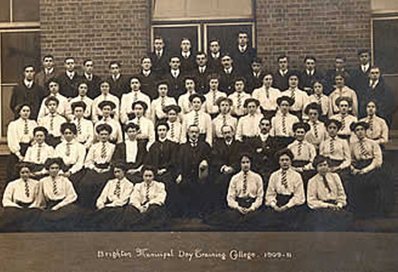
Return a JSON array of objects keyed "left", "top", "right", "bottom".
[
  {"left": 1, "top": 32, "right": 41, "bottom": 83},
  {"left": 0, "top": 0, "right": 10, "bottom": 22},
  {"left": 373, "top": 19, "right": 398, "bottom": 74},
  {"left": 1, "top": 85, "right": 16, "bottom": 137},
  {"left": 13, "top": 0, "right": 40, "bottom": 22},
  {"left": 153, "top": 0, "right": 252, "bottom": 20}
]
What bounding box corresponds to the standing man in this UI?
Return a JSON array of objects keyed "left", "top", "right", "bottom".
[
  {"left": 273, "top": 55, "right": 291, "bottom": 91},
  {"left": 232, "top": 31, "right": 256, "bottom": 76},
  {"left": 351, "top": 49, "right": 372, "bottom": 95},
  {"left": 107, "top": 61, "right": 130, "bottom": 99},
  {"left": 57, "top": 57, "right": 82, "bottom": 99},
  {"left": 35, "top": 55, "right": 58, "bottom": 89},
  {"left": 219, "top": 53, "right": 240, "bottom": 95},
  {"left": 82, "top": 59, "right": 102, "bottom": 99},
  {"left": 10, "top": 65, "right": 45, "bottom": 120},
  {"left": 192, "top": 52, "right": 212, "bottom": 94},
  {"left": 149, "top": 36, "right": 169, "bottom": 76},
  {"left": 179, "top": 38, "right": 195, "bottom": 73},
  {"left": 207, "top": 39, "right": 223, "bottom": 73},
  {"left": 137, "top": 56, "right": 158, "bottom": 100},
  {"left": 299, "top": 56, "right": 323, "bottom": 95}
]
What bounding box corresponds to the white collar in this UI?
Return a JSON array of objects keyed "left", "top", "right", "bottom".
[{"left": 24, "top": 79, "right": 33, "bottom": 88}]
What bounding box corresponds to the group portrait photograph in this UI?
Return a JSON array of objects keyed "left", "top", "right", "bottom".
[{"left": 1, "top": 0, "right": 398, "bottom": 270}]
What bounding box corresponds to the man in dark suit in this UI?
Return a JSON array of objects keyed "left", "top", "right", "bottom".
[
  {"left": 351, "top": 49, "right": 372, "bottom": 95},
  {"left": 232, "top": 31, "right": 256, "bottom": 76},
  {"left": 107, "top": 61, "right": 130, "bottom": 99},
  {"left": 324, "top": 56, "right": 351, "bottom": 95},
  {"left": 211, "top": 124, "right": 243, "bottom": 210},
  {"left": 207, "top": 39, "right": 223, "bottom": 73},
  {"left": 149, "top": 36, "right": 169, "bottom": 77},
  {"left": 250, "top": 117, "right": 278, "bottom": 185},
  {"left": 56, "top": 57, "right": 83, "bottom": 98},
  {"left": 162, "top": 56, "right": 185, "bottom": 99},
  {"left": 219, "top": 53, "right": 240, "bottom": 95},
  {"left": 175, "top": 124, "right": 211, "bottom": 217},
  {"left": 137, "top": 56, "right": 158, "bottom": 100},
  {"left": 179, "top": 38, "right": 195, "bottom": 73},
  {"left": 35, "top": 54, "right": 58, "bottom": 89},
  {"left": 192, "top": 52, "right": 213, "bottom": 94},
  {"left": 245, "top": 57, "right": 265, "bottom": 94},
  {"left": 10, "top": 64, "right": 46, "bottom": 120},
  {"left": 273, "top": 55, "right": 291, "bottom": 91},
  {"left": 299, "top": 56, "right": 323, "bottom": 95},
  {"left": 82, "top": 59, "right": 102, "bottom": 99},
  {"left": 360, "top": 66, "right": 396, "bottom": 125}
]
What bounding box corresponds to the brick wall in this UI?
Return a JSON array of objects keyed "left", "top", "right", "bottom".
[
  {"left": 256, "top": 0, "right": 371, "bottom": 71},
  {"left": 39, "top": 0, "right": 151, "bottom": 76}
]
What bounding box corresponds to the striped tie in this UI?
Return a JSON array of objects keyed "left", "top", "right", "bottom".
[
  {"left": 137, "top": 117, "right": 141, "bottom": 129},
  {"left": 369, "top": 116, "right": 374, "bottom": 131},
  {"left": 237, "top": 93, "right": 242, "bottom": 108},
  {"left": 24, "top": 119, "right": 29, "bottom": 135},
  {"left": 50, "top": 115, "right": 54, "bottom": 132},
  {"left": 170, "top": 123, "right": 175, "bottom": 139},
  {"left": 213, "top": 91, "right": 217, "bottom": 106},
  {"left": 313, "top": 122, "right": 319, "bottom": 138},
  {"left": 77, "top": 118, "right": 82, "bottom": 135},
  {"left": 161, "top": 97, "right": 165, "bottom": 110},
  {"left": 194, "top": 111, "right": 199, "bottom": 126},
  {"left": 359, "top": 140, "right": 369, "bottom": 157},
  {"left": 297, "top": 141, "right": 302, "bottom": 157},
  {"left": 114, "top": 180, "right": 121, "bottom": 198},
  {"left": 281, "top": 170, "right": 288, "bottom": 188},
  {"left": 52, "top": 178, "right": 58, "bottom": 195},
  {"left": 330, "top": 138, "right": 335, "bottom": 154},
  {"left": 242, "top": 172, "right": 248, "bottom": 194},
  {"left": 66, "top": 142, "right": 71, "bottom": 157},
  {"left": 290, "top": 89, "right": 295, "bottom": 101},
  {"left": 282, "top": 114, "right": 287, "bottom": 135},
  {"left": 222, "top": 115, "right": 227, "bottom": 126},
  {"left": 145, "top": 183, "right": 150, "bottom": 203},
  {"left": 37, "top": 144, "right": 42, "bottom": 163},
  {"left": 24, "top": 181, "right": 30, "bottom": 197},
  {"left": 101, "top": 142, "right": 107, "bottom": 159}
]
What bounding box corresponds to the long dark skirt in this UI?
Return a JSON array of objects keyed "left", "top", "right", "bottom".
[
  {"left": 6, "top": 143, "right": 30, "bottom": 181},
  {"left": 122, "top": 205, "right": 169, "bottom": 230},
  {"left": 62, "top": 165, "right": 86, "bottom": 189},
  {"left": 38, "top": 203, "right": 81, "bottom": 231},
  {"left": 204, "top": 209, "right": 263, "bottom": 231},
  {"left": 88, "top": 207, "right": 127, "bottom": 231},
  {"left": 210, "top": 173, "right": 232, "bottom": 211},
  {"left": 350, "top": 160, "right": 387, "bottom": 218},
  {"left": 261, "top": 205, "right": 307, "bottom": 231},
  {"left": 0, "top": 207, "right": 42, "bottom": 232},
  {"left": 175, "top": 180, "right": 209, "bottom": 218},
  {"left": 77, "top": 169, "right": 113, "bottom": 209},
  {"left": 305, "top": 208, "right": 353, "bottom": 231}
]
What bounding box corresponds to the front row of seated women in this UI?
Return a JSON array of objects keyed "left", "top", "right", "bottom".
[{"left": 1, "top": 120, "right": 387, "bottom": 231}]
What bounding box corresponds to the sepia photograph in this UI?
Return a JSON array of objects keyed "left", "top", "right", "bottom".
[{"left": 0, "top": 0, "right": 398, "bottom": 271}]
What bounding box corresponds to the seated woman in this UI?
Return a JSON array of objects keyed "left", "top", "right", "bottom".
[
  {"left": 23, "top": 126, "right": 54, "bottom": 179},
  {"left": 0, "top": 163, "right": 41, "bottom": 231},
  {"left": 37, "top": 158, "right": 79, "bottom": 231},
  {"left": 306, "top": 155, "right": 352, "bottom": 231},
  {"left": 350, "top": 121, "right": 389, "bottom": 218},
  {"left": 304, "top": 102, "right": 328, "bottom": 150},
  {"left": 54, "top": 123, "right": 87, "bottom": 187},
  {"left": 94, "top": 100, "right": 123, "bottom": 144},
  {"left": 78, "top": 124, "right": 115, "bottom": 208},
  {"left": 270, "top": 96, "right": 300, "bottom": 151},
  {"left": 123, "top": 166, "right": 168, "bottom": 230},
  {"left": 359, "top": 100, "right": 389, "bottom": 146},
  {"left": 287, "top": 122, "right": 317, "bottom": 189},
  {"left": 112, "top": 123, "right": 147, "bottom": 184},
  {"left": 7, "top": 104, "right": 37, "bottom": 181},
  {"left": 126, "top": 101, "right": 155, "bottom": 150},
  {"left": 264, "top": 148, "right": 306, "bottom": 231},
  {"left": 330, "top": 96, "right": 357, "bottom": 141},
  {"left": 319, "top": 119, "right": 351, "bottom": 180},
  {"left": 204, "top": 153, "right": 264, "bottom": 230},
  {"left": 90, "top": 162, "right": 135, "bottom": 231}
]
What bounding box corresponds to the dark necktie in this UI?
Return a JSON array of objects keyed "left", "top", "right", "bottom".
[
  {"left": 170, "top": 123, "right": 175, "bottom": 139},
  {"left": 37, "top": 144, "right": 42, "bottom": 163},
  {"left": 24, "top": 119, "right": 29, "bottom": 135},
  {"left": 330, "top": 138, "right": 335, "bottom": 154},
  {"left": 24, "top": 180, "right": 30, "bottom": 197},
  {"left": 242, "top": 172, "right": 248, "bottom": 194},
  {"left": 341, "top": 116, "right": 346, "bottom": 131},
  {"left": 114, "top": 180, "right": 121, "bottom": 198},
  {"left": 101, "top": 142, "right": 107, "bottom": 159},
  {"left": 77, "top": 119, "right": 82, "bottom": 135},
  {"left": 66, "top": 142, "right": 72, "bottom": 157},
  {"left": 282, "top": 114, "right": 287, "bottom": 135},
  {"left": 194, "top": 111, "right": 199, "bottom": 126},
  {"left": 145, "top": 183, "right": 150, "bottom": 203},
  {"left": 369, "top": 116, "right": 374, "bottom": 132},
  {"left": 313, "top": 122, "right": 319, "bottom": 138},
  {"left": 359, "top": 140, "right": 369, "bottom": 157},
  {"left": 281, "top": 170, "right": 288, "bottom": 189},
  {"left": 322, "top": 175, "right": 332, "bottom": 193},
  {"left": 297, "top": 141, "right": 303, "bottom": 157},
  {"left": 52, "top": 178, "right": 58, "bottom": 195},
  {"left": 50, "top": 115, "right": 55, "bottom": 132}
]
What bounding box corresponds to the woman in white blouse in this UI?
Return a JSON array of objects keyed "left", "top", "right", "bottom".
[
  {"left": 91, "top": 162, "right": 134, "bottom": 231},
  {"left": 0, "top": 163, "right": 41, "bottom": 231},
  {"left": 37, "top": 158, "right": 79, "bottom": 231},
  {"left": 306, "top": 155, "right": 352, "bottom": 231},
  {"left": 264, "top": 148, "right": 306, "bottom": 230},
  {"left": 123, "top": 165, "right": 168, "bottom": 230},
  {"left": 7, "top": 103, "right": 37, "bottom": 180},
  {"left": 204, "top": 153, "right": 264, "bottom": 230}
]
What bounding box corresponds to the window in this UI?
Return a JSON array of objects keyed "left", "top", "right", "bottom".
[
  {"left": 0, "top": 0, "right": 41, "bottom": 137},
  {"left": 151, "top": 0, "right": 255, "bottom": 55}
]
